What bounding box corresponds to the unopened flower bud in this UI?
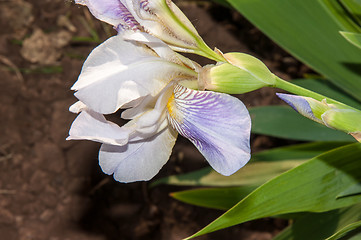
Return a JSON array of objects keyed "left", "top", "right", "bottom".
[
  {"left": 200, "top": 53, "right": 276, "bottom": 94},
  {"left": 277, "top": 93, "right": 361, "bottom": 142}
]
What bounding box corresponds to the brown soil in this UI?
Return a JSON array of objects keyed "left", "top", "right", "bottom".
[{"left": 0, "top": 0, "right": 312, "bottom": 239}]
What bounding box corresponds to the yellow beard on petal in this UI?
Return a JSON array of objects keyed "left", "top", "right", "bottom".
[
  {"left": 166, "top": 93, "right": 176, "bottom": 117},
  {"left": 166, "top": 92, "right": 183, "bottom": 124}
]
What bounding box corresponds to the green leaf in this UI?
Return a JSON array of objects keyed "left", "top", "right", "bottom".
[
  {"left": 339, "top": 0, "right": 361, "bottom": 27},
  {"left": 326, "top": 220, "right": 361, "bottom": 240},
  {"left": 320, "top": 0, "right": 361, "bottom": 32},
  {"left": 170, "top": 186, "right": 255, "bottom": 210},
  {"left": 152, "top": 142, "right": 349, "bottom": 188},
  {"left": 227, "top": 0, "right": 361, "bottom": 101},
  {"left": 337, "top": 183, "right": 361, "bottom": 198},
  {"left": 186, "top": 143, "right": 361, "bottom": 239},
  {"left": 274, "top": 203, "right": 361, "bottom": 240},
  {"left": 169, "top": 143, "right": 352, "bottom": 211},
  {"left": 152, "top": 160, "right": 304, "bottom": 188},
  {"left": 252, "top": 142, "right": 350, "bottom": 162},
  {"left": 250, "top": 106, "right": 355, "bottom": 141},
  {"left": 166, "top": 143, "right": 349, "bottom": 210},
  {"left": 292, "top": 79, "right": 361, "bottom": 110},
  {"left": 340, "top": 31, "right": 361, "bottom": 49}
]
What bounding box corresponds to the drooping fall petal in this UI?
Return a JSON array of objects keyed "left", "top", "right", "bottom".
[
  {"left": 99, "top": 127, "right": 177, "bottom": 182},
  {"left": 167, "top": 85, "right": 251, "bottom": 176}
]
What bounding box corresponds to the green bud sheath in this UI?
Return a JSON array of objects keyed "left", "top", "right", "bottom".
[
  {"left": 322, "top": 109, "right": 361, "bottom": 136},
  {"left": 200, "top": 53, "right": 275, "bottom": 94}
]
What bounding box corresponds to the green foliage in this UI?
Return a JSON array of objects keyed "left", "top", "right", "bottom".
[
  {"left": 320, "top": 0, "right": 361, "bottom": 32},
  {"left": 170, "top": 186, "right": 255, "bottom": 210},
  {"left": 274, "top": 204, "right": 361, "bottom": 240},
  {"left": 162, "top": 142, "right": 349, "bottom": 210},
  {"left": 153, "top": 159, "right": 304, "bottom": 188},
  {"left": 153, "top": 142, "right": 347, "bottom": 188},
  {"left": 185, "top": 143, "right": 361, "bottom": 239},
  {"left": 341, "top": 32, "right": 361, "bottom": 49},
  {"left": 226, "top": 0, "right": 361, "bottom": 101},
  {"left": 326, "top": 220, "right": 361, "bottom": 240}
]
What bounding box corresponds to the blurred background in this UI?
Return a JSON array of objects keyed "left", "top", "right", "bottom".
[{"left": 0, "top": 0, "right": 313, "bottom": 239}]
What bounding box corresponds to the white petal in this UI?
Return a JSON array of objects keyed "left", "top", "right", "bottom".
[
  {"left": 135, "top": 83, "right": 173, "bottom": 128},
  {"left": 124, "top": 31, "right": 202, "bottom": 72},
  {"left": 121, "top": 94, "right": 154, "bottom": 119},
  {"left": 67, "top": 109, "right": 131, "bottom": 146},
  {"left": 121, "top": 83, "right": 172, "bottom": 136},
  {"left": 99, "top": 126, "right": 177, "bottom": 183},
  {"left": 72, "top": 34, "right": 195, "bottom": 114},
  {"left": 123, "top": 31, "right": 186, "bottom": 65},
  {"left": 72, "top": 35, "right": 156, "bottom": 90},
  {"left": 69, "top": 101, "right": 87, "bottom": 113},
  {"left": 167, "top": 85, "right": 251, "bottom": 176}
]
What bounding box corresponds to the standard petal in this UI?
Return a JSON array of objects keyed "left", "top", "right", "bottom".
[
  {"left": 72, "top": 34, "right": 195, "bottom": 114},
  {"left": 124, "top": 0, "right": 201, "bottom": 51},
  {"left": 167, "top": 85, "right": 251, "bottom": 176},
  {"left": 67, "top": 109, "right": 131, "bottom": 146},
  {"left": 123, "top": 31, "right": 185, "bottom": 65},
  {"left": 76, "top": 0, "right": 141, "bottom": 30},
  {"left": 72, "top": 34, "right": 156, "bottom": 90},
  {"left": 123, "top": 31, "right": 202, "bottom": 72},
  {"left": 99, "top": 126, "right": 177, "bottom": 183}
]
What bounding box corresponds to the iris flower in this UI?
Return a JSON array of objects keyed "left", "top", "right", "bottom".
[
  {"left": 75, "top": 0, "right": 224, "bottom": 61},
  {"left": 68, "top": 33, "right": 251, "bottom": 182}
]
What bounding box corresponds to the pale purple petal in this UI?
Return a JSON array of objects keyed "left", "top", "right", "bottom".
[
  {"left": 276, "top": 93, "right": 319, "bottom": 122},
  {"left": 167, "top": 85, "right": 251, "bottom": 176},
  {"left": 99, "top": 127, "right": 177, "bottom": 183},
  {"left": 76, "top": 0, "right": 141, "bottom": 31}
]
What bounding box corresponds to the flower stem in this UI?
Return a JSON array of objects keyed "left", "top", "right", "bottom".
[{"left": 273, "top": 75, "right": 346, "bottom": 106}]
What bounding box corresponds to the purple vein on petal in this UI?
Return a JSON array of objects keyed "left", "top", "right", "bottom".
[
  {"left": 167, "top": 84, "right": 251, "bottom": 176},
  {"left": 116, "top": 1, "right": 143, "bottom": 31},
  {"left": 77, "top": 0, "right": 142, "bottom": 31}
]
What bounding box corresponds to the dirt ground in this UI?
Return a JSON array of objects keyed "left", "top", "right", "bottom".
[{"left": 0, "top": 0, "right": 312, "bottom": 239}]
